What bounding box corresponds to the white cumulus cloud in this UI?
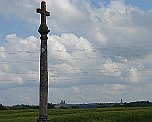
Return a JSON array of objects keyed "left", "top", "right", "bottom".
[{"left": 0, "top": 0, "right": 152, "bottom": 104}]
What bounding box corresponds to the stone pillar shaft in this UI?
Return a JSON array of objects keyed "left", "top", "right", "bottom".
[
  {"left": 37, "top": 1, "right": 50, "bottom": 122},
  {"left": 39, "top": 34, "right": 48, "bottom": 121}
]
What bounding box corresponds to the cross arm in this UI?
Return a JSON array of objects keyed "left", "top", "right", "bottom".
[
  {"left": 46, "top": 11, "right": 50, "bottom": 16},
  {"left": 36, "top": 8, "right": 50, "bottom": 16},
  {"left": 36, "top": 8, "right": 41, "bottom": 13}
]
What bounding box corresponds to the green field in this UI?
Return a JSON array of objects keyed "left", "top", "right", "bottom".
[{"left": 0, "top": 107, "right": 152, "bottom": 122}]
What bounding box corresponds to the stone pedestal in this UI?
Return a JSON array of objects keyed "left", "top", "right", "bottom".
[{"left": 37, "top": 117, "right": 49, "bottom": 122}]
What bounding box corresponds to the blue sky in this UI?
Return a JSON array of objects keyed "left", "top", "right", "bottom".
[
  {"left": 125, "top": 0, "right": 152, "bottom": 10},
  {"left": 92, "top": 0, "right": 152, "bottom": 10},
  {"left": 1, "top": 0, "right": 152, "bottom": 39},
  {"left": 0, "top": 0, "right": 151, "bottom": 38},
  {"left": 0, "top": 0, "right": 152, "bottom": 105}
]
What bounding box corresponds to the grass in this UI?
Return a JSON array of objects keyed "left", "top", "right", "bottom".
[{"left": 0, "top": 107, "right": 152, "bottom": 122}]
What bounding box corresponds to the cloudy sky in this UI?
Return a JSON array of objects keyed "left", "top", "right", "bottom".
[{"left": 0, "top": 0, "right": 152, "bottom": 105}]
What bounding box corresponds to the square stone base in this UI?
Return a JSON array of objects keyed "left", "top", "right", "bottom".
[{"left": 37, "top": 117, "right": 49, "bottom": 122}]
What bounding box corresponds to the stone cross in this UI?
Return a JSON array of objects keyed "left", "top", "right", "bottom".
[{"left": 37, "top": 1, "right": 50, "bottom": 122}]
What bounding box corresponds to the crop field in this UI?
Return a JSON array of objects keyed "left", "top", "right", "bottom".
[{"left": 0, "top": 107, "right": 152, "bottom": 122}]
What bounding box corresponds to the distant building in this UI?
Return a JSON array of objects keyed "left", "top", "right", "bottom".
[
  {"left": 55, "top": 100, "right": 67, "bottom": 108},
  {"left": 120, "top": 99, "right": 124, "bottom": 105},
  {"left": 54, "top": 101, "right": 98, "bottom": 109}
]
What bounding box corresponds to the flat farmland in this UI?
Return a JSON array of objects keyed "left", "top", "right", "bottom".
[{"left": 0, "top": 107, "right": 152, "bottom": 122}]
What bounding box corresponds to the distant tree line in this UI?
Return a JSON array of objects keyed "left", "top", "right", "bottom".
[
  {"left": 0, "top": 101, "right": 152, "bottom": 110},
  {"left": 98, "top": 101, "right": 152, "bottom": 108},
  {"left": 0, "top": 103, "right": 55, "bottom": 110},
  {"left": 112, "top": 101, "right": 152, "bottom": 107}
]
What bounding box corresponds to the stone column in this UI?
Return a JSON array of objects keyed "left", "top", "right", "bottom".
[{"left": 36, "top": 1, "right": 50, "bottom": 122}]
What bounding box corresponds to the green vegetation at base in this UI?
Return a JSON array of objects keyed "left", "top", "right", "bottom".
[{"left": 0, "top": 107, "right": 152, "bottom": 122}]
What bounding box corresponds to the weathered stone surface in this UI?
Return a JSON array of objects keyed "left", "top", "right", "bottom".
[{"left": 37, "top": 1, "right": 50, "bottom": 122}]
